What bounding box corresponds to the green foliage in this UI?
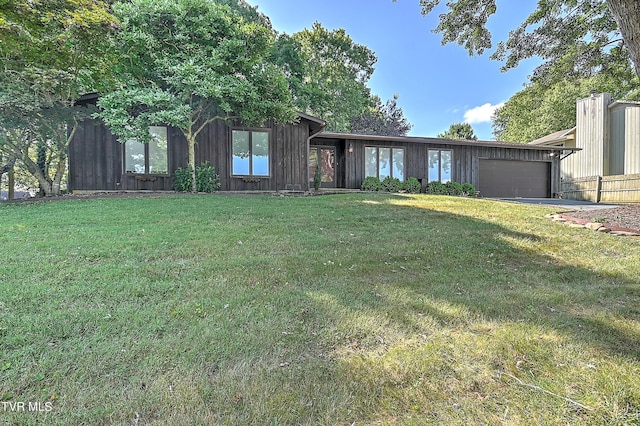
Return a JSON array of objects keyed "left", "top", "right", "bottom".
[
  {"left": 403, "top": 177, "right": 421, "bottom": 193},
  {"left": 313, "top": 164, "right": 322, "bottom": 190},
  {"left": 493, "top": 75, "right": 640, "bottom": 142},
  {"left": 98, "top": 0, "right": 296, "bottom": 191},
  {"left": 426, "top": 181, "right": 476, "bottom": 197},
  {"left": 0, "top": 0, "right": 116, "bottom": 196},
  {"left": 361, "top": 176, "right": 384, "bottom": 191},
  {"left": 173, "top": 162, "right": 220, "bottom": 193},
  {"left": 438, "top": 122, "right": 478, "bottom": 140},
  {"left": 406, "top": 0, "right": 640, "bottom": 82},
  {"left": 291, "top": 22, "right": 377, "bottom": 132},
  {"left": 381, "top": 176, "right": 403, "bottom": 192},
  {"left": 350, "top": 94, "right": 413, "bottom": 136},
  {"left": 460, "top": 182, "right": 476, "bottom": 197}
]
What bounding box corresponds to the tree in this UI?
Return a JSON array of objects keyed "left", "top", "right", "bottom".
[
  {"left": 350, "top": 94, "right": 413, "bottom": 136},
  {"left": 97, "top": 0, "right": 296, "bottom": 192},
  {"left": 493, "top": 74, "right": 640, "bottom": 142},
  {"left": 437, "top": 122, "right": 477, "bottom": 140},
  {"left": 404, "top": 0, "right": 640, "bottom": 82},
  {"left": 0, "top": 0, "right": 116, "bottom": 196},
  {"left": 291, "top": 22, "right": 377, "bottom": 132}
]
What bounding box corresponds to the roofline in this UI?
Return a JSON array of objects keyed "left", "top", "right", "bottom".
[
  {"left": 297, "top": 111, "right": 326, "bottom": 126},
  {"left": 609, "top": 100, "right": 640, "bottom": 109},
  {"left": 529, "top": 127, "right": 577, "bottom": 146},
  {"left": 315, "top": 131, "right": 579, "bottom": 151}
]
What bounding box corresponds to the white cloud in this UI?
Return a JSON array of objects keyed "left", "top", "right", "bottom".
[{"left": 463, "top": 102, "right": 505, "bottom": 124}]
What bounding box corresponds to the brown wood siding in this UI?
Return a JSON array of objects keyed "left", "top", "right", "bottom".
[
  {"left": 314, "top": 135, "right": 559, "bottom": 196},
  {"left": 70, "top": 116, "right": 312, "bottom": 192}
]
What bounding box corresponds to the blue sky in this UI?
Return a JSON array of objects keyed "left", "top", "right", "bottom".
[{"left": 245, "top": 0, "right": 540, "bottom": 140}]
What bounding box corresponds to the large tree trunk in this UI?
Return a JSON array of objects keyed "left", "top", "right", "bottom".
[{"left": 608, "top": 0, "right": 640, "bottom": 79}]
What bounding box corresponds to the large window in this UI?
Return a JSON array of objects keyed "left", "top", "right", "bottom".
[
  {"left": 232, "top": 130, "right": 270, "bottom": 176},
  {"left": 428, "top": 149, "right": 452, "bottom": 182},
  {"left": 365, "top": 147, "right": 404, "bottom": 180},
  {"left": 124, "top": 126, "right": 168, "bottom": 174}
]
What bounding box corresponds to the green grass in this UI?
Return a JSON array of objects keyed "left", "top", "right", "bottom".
[{"left": 0, "top": 193, "right": 638, "bottom": 425}]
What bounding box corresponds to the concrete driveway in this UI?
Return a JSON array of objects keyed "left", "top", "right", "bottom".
[{"left": 497, "top": 198, "right": 618, "bottom": 211}]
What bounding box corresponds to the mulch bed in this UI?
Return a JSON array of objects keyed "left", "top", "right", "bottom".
[{"left": 558, "top": 204, "right": 640, "bottom": 234}]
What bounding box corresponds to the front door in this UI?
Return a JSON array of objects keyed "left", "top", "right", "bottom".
[{"left": 309, "top": 147, "right": 336, "bottom": 188}]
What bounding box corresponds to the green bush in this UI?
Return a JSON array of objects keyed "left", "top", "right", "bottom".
[
  {"left": 313, "top": 165, "right": 322, "bottom": 190},
  {"left": 403, "top": 177, "right": 421, "bottom": 193},
  {"left": 361, "top": 176, "right": 384, "bottom": 191},
  {"left": 173, "top": 161, "right": 221, "bottom": 193},
  {"left": 461, "top": 182, "right": 476, "bottom": 197},
  {"left": 445, "top": 182, "right": 463, "bottom": 196},
  {"left": 426, "top": 181, "right": 447, "bottom": 195},
  {"left": 382, "top": 176, "right": 403, "bottom": 192},
  {"left": 426, "top": 181, "right": 476, "bottom": 197}
]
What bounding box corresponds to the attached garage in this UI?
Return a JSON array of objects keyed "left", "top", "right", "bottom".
[{"left": 479, "top": 159, "right": 551, "bottom": 198}]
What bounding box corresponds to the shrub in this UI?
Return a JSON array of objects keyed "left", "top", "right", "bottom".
[
  {"left": 426, "top": 181, "right": 447, "bottom": 195},
  {"left": 461, "top": 183, "right": 476, "bottom": 197},
  {"left": 361, "top": 176, "right": 383, "bottom": 191},
  {"left": 426, "top": 181, "right": 477, "bottom": 197},
  {"left": 313, "top": 165, "right": 322, "bottom": 190},
  {"left": 173, "top": 162, "right": 221, "bottom": 193},
  {"left": 445, "top": 182, "right": 463, "bottom": 196},
  {"left": 403, "top": 177, "right": 421, "bottom": 193},
  {"left": 382, "top": 176, "right": 403, "bottom": 192}
]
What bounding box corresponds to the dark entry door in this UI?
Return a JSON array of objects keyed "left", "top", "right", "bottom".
[{"left": 309, "top": 147, "right": 336, "bottom": 187}]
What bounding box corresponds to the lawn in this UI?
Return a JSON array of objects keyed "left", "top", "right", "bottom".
[{"left": 0, "top": 193, "right": 638, "bottom": 425}]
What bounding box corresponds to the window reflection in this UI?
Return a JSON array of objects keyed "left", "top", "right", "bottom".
[
  {"left": 365, "top": 146, "right": 404, "bottom": 180},
  {"left": 232, "top": 130, "right": 269, "bottom": 176}
]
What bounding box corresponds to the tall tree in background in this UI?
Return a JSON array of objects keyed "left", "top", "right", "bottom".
[
  {"left": 98, "top": 0, "right": 296, "bottom": 192},
  {"left": 403, "top": 0, "right": 640, "bottom": 82},
  {"left": 493, "top": 73, "right": 640, "bottom": 143},
  {"left": 437, "top": 122, "right": 477, "bottom": 140},
  {"left": 0, "top": 0, "right": 116, "bottom": 195},
  {"left": 292, "top": 22, "right": 377, "bottom": 132},
  {"left": 350, "top": 94, "right": 413, "bottom": 136}
]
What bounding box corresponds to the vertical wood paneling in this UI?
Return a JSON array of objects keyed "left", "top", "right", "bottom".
[
  {"left": 610, "top": 105, "right": 626, "bottom": 175},
  {"left": 625, "top": 106, "right": 640, "bottom": 174}
]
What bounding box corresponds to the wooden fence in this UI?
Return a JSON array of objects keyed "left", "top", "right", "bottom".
[{"left": 560, "top": 174, "right": 640, "bottom": 203}]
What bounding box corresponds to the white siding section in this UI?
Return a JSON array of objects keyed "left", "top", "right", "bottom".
[{"left": 625, "top": 106, "right": 640, "bottom": 174}]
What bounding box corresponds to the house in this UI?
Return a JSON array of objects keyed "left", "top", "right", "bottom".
[
  {"left": 530, "top": 92, "right": 640, "bottom": 202},
  {"left": 531, "top": 92, "right": 640, "bottom": 180},
  {"left": 69, "top": 96, "right": 569, "bottom": 198}
]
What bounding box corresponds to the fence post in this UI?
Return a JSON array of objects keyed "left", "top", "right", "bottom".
[{"left": 595, "top": 175, "right": 602, "bottom": 203}]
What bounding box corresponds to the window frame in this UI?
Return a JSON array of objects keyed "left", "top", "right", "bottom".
[
  {"left": 123, "top": 126, "right": 169, "bottom": 175},
  {"left": 231, "top": 127, "right": 272, "bottom": 178},
  {"left": 364, "top": 146, "right": 405, "bottom": 180},
  {"left": 427, "top": 149, "right": 453, "bottom": 183}
]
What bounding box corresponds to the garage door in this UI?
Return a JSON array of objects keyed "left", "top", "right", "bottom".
[{"left": 479, "top": 159, "right": 550, "bottom": 198}]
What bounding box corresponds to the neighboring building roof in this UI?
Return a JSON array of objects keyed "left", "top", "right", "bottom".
[
  {"left": 609, "top": 99, "right": 640, "bottom": 109},
  {"left": 315, "top": 131, "right": 576, "bottom": 151},
  {"left": 529, "top": 127, "right": 576, "bottom": 146}
]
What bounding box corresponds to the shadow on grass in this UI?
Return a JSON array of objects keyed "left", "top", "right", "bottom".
[{"left": 309, "top": 194, "right": 640, "bottom": 361}]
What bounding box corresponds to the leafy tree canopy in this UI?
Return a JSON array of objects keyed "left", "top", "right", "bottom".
[
  {"left": 291, "top": 22, "right": 377, "bottom": 132},
  {"left": 0, "top": 0, "right": 116, "bottom": 195},
  {"left": 98, "top": 0, "right": 296, "bottom": 191},
  {"left": 350, "top": 94, "right": 413, "bottom": 136},
  {"left": 493, "top": 73, "right": 640, "bottom": 143},
  {"left": 403, "top": 0, "right": 640, "bottom": 83},
  {"left": 437, "top": 122, "right": 478, "bottom": 140}
]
